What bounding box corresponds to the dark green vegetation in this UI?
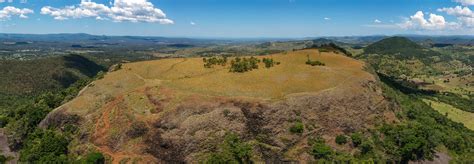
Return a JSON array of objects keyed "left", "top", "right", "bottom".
[
  {"left": 206, "top": 132, "right": 252, "bottom": 163},
  {"left": 306, "top": 55, "right": 325, "bottom": 66},
  {"left": 0, "top": 54, "right": 104, "bottom": 95},
  {"left": 362, "top": 37, "right": 443, "bottom": 77},
  {"left": 364, "top": 37, "right": 439, "bottom": 59}
]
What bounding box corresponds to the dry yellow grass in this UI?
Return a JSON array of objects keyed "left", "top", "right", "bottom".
[{"left": 124, "top": 49, "right": 372, "bottom": 100}]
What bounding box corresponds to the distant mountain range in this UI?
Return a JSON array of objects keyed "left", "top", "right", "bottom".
[{"left": 1, "top": 33, "right": 473, "bottom": 45}]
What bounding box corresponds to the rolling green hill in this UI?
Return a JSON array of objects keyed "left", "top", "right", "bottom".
[
  {"left": 0, "top": 55, "right": 105, "bottom": 95},
  {"left": 363, "top": 36, "right": 441, "bottom": 59}
]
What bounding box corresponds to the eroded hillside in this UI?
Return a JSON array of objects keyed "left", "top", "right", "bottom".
[{"left": 41, "top": 49, "right": 396, "bottom": 163}]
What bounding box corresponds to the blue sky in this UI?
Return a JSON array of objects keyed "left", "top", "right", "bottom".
[{"left": 0, "top": 0, "right": 473, "bottom": 37}]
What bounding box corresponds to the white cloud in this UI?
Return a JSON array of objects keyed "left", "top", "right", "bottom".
[
  {"left": 0, "top": 6, "right": 33, "bottom": 20},
  {"left": 374, "top": 19, "right": 382, "bottom": 23},
  {"left": 454, "top": 0, "right": 474, "bottom": 6},
  {"left": 438, "top": 6, "right": 474, "bottom": 27},
  {"left": 40, "top": 0, "right": 173, "bottom": 24},
  {"left": 324, "top": 17, "right": 330, "bottom": 20},
  {"left": 399, "top": 11, "right": 459, "bottom": 30},
  {"left": 438, "top": 6, "right": 473, "bottom": 17},
  {"left": 190, "top": 21, "right": 196, "bottom": 25}
]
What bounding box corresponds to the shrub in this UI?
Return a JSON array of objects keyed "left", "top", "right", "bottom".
[
  {"left": 0, "top": 116, "right": 8, "bottom": 128},
  {"left": 360, "top": 142, "right": 373, "bottom": 154},
  {"left": 289, "top": 121, "right": 304, "bottom": 134},
  {"left": 262, "top": 58, "right": 276, "bottom": 68},
  {"left": 306, "top": 54, "right": 325, "bottom": 66},
  {"left": 335, "top": 135, "right": 348, "bottom": 145},
  {"left": 85, "top": 152, "right": 105, "bottom": 164},
  {"left": 351, "top": 133, "right": 363, "bottom": 147},
  {"left": 309, "top": 137, "right": 333, "bottom": 159},
  {"left": 206, "top": 132, "right": 252, "bottom": 163}
]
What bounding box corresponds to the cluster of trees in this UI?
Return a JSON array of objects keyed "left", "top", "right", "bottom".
[
  {"left": 202, "top": 56, "right": 280, "bottom": 72},
  {"left": 203, "top": 56, "right": 228, "bottom": 68},
  {"left": 306, "top": 55, "right": 325, "bottom": 66},
  {"left": 229, "top": 57, "right": 260, "bottom": 73}
]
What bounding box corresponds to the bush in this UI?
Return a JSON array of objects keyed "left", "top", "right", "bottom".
[
  {"left": 85, "top": 152, "right": 105, "bottom": 164},
  {"left": 289, "top": 121, "right": 304, "bottom": 134},
  {"left": 309, "top": 137, "right": 333, "bottom": 159},
  {"left": 306, "top": 54, "right": 325, "bottom": 66},
  {"left": 351, "top": 133, "right": 363, "bottom": 147},
  {"left": 206, "top": 132, "right": 252, "bottom": 163},
  {"left": 0, "top": 115, "right": 8, "bottom": 128},
  {"left": 360, "top": 142, "right": 373, "bottom": 154},
  {"left": 262, "top": 58, "right": 277, "bottom": 68},
  {"left": 335, "top": 135, "right": 347, "bottom": 145}
]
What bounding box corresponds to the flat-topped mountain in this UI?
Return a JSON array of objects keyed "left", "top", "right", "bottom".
[{"left": 41, "top": 49, "right": 395, "bottom": 163}]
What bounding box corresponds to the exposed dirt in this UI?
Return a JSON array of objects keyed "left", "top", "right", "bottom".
[{"left": 41, "top": 49, "right": 396, "bottom": 162}]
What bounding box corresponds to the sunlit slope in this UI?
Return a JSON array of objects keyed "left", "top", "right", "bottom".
[
  {"left": 124, "top": 49, "right": 372, "bottom": 99},
  {"left": 43, "top": 49, "right": 388, "bottom": 163}
]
